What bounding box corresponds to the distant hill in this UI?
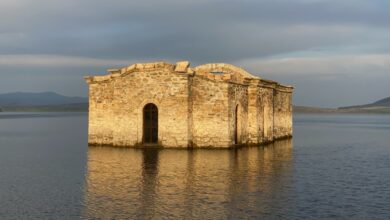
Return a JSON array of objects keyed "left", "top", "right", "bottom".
[
  {"left": 1, "top": 92, "right": 389, "bottom": 113},
  {"left": 339, "top": 97, "right": 390, "bottom": 109},
  {"left": 0, "top": 92, "right": 88, "bottom": 112},
  {"left": 294, "top": 96, "right": 390, "bottom": 114},
  {"left": 294, "top": 105, "right": 390, "bottom": 114},
  {"left": 0, "top": 92, "right": 87, "bottom": 107}
]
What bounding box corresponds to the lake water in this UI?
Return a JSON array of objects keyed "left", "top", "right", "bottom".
[{"left": 0, "top": 113, "right": 389, "bottom": 219}]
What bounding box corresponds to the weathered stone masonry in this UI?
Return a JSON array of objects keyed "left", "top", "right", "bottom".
[{"left": 84, "top": 61, "right": 293, "bottom": 148}]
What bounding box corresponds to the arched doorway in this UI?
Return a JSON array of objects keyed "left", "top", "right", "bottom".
[{"left": 143, "top": 103, "right": 158, "bottom": 144}]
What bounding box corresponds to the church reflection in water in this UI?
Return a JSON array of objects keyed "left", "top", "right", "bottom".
[{"left": 82, "top": 139, "right": 293, "bottom": 219}]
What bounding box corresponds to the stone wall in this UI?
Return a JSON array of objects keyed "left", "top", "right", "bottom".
[
  {"left": 228, "top": 83, "right": 249, "bottom": 145},
  {"left": 87, "top": 63, "right": 191, "bottom": 147},
  {"left": 190, "top": 75, "right": 230, "bottom": 147},
  {"left": 87, "top": 80, "right": 114, "bottom": 145},
  {"left": 247, "top": 80, "right": 261, "bottom": 144},
  {"left": 259, "top": 86, "right": 274, "bottom": 143},
  {"left": 273, "top": 88, "right": 293, "bottom": 139}
]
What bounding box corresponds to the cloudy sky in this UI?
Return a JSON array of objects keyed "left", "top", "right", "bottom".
[{"left": 1, "top": 0, "right": 389, "bottom": 107}]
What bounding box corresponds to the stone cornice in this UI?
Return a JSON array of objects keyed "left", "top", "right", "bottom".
[
  {"left": 84, "top": 60, "right": 294, "bottom": 92},
  {"left": 84, "top": 61, "right": 193, "bottom": 84},
  {"left": 259, "top": 79, "right": 294, "bottom": 93}
]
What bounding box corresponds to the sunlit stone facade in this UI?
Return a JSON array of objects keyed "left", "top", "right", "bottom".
[{"left": 84, "top": 61, "right": 293, "bottom": 148}]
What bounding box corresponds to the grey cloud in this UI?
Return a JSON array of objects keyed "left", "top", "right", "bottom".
[
  {"left": 0, "top": 0, "right": 389, "bottom": 107},
  {"left": 1, "top": 0, "right": 390, "bottom": 60}
]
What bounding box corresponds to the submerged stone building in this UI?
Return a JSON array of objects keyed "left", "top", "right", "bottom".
[{"left": 84, "top": 61, "right": 293, "bottom": 148}]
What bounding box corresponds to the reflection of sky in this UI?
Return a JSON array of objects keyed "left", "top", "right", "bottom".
[
  {"left": 82, "top": 139, "right": 293, "bottom": 219},
  {"left": 1, "top": 0, "right": 390, "bottom": 107}
]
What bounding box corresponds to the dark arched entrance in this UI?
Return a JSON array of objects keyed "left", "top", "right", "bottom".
[{"left": 143, "top": 103, "right": 158, "bottom": 144}]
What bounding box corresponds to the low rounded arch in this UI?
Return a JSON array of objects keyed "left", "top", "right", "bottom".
[
  {"left": 143, "top": 103, "right": 158, "bottom": 112},
  {"left": 195, "top": 63, "right": 259, "bottom": 79}
]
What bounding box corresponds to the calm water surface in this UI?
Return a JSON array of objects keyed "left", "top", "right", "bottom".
[{"left": 0, "top": 112, "right": 389, "bottom": 219}]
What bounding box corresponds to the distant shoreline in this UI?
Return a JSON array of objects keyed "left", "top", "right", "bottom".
[
  {"left": 294, "top": 106, "right": 390, "bottom": 114},
  {"left": 0, "top": 103, "right": 88, "bottom": 112}
]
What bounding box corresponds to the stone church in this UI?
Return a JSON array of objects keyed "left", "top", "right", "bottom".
[{"left": 84, "top": 61, "right": 293, "bottom": 148}]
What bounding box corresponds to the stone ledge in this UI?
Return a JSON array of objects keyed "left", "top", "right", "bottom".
[
  {"left": 85, "top": 61, "right": 176, "bottom": 84},
  {"left": 174, "top": 61, "right": 190, "bottom": 73},
  {"left": 88, "top": 136, "right": 293, "bottom": 149}
]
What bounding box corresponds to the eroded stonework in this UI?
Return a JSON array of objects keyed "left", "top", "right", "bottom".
[{"left": 84, "top": 61, "right": 293, "bottom": 148}]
